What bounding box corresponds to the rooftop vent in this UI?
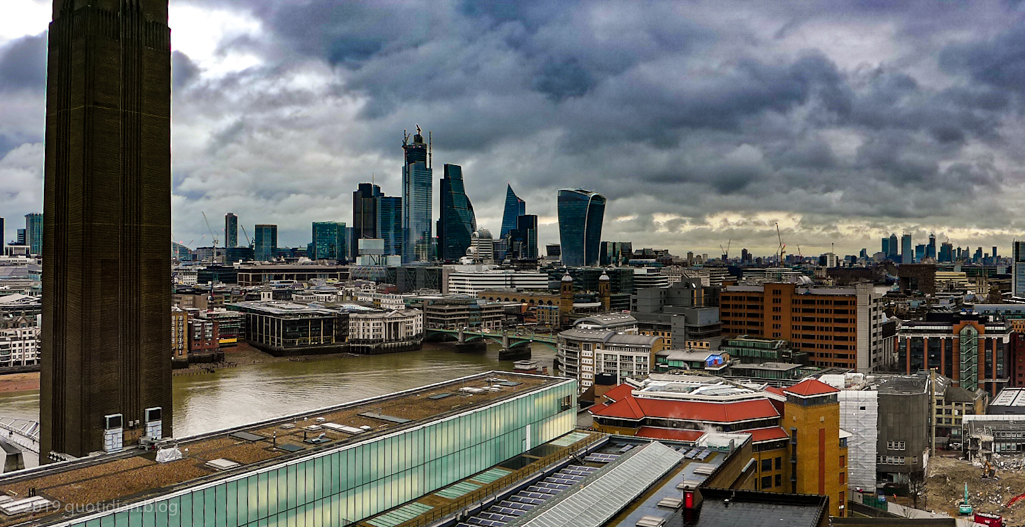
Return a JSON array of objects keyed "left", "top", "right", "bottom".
[
  {"left": 205, "top": 458, "right": 241, "bottom": 471},
  {"left": 635, "top": 516, "right": 666, "bottom": 527}
]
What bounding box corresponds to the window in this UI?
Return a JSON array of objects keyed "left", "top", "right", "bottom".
[
  {"left": 761, "top": 476, "right": 772, "bottom": 489},
  {"left": 839, "top": 472, "right": 845, "bottom": 484},
  {"left": 840, "top": 455, "right": 846, "bottom": 467},
  {"left": 775, "top": 474, "right": 781, "bottom": 487},
  {"left": 762, "top": 459, "right": 772, "bottom": 472},
  {"left": 775, "top": 457, "right": 782, "bottom": 470}
]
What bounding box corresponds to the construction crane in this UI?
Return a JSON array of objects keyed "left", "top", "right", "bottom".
[
  {"left": 719, "top": 239, "right": 731, "bottom": 261},
  {"left": 240, "top": 224, "right": 252, "bottom": 247},
  {"left": 201, "top": 212, "right": 219, "bottom": 248},
  {"left": 775, "top": 223, "right": 786, "bottom": 264}
]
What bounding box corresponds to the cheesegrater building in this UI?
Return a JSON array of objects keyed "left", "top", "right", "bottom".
[{"left": 41, "top": 0, "right": 173, "bottom": 459}]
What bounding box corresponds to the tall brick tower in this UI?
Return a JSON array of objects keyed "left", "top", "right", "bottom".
[{"left": 42, "top": 0, "right": 173, "bottom": 459}]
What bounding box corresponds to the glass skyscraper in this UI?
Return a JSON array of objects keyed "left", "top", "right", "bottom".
[
  {"left": 500, "top": 184, "right": 526, "bottom": 240},
  {"left": 254, "top": 224, "right": 278, "bottom": 262},
  {"left": 312, "top": 221, "right": 347, "bottom": 262},
  {"left": 557, "top": 189, "right": 606, "bottom": 267},
  {"left": 901, "top": 233, "right": 913, "bottom": 264},
  {"left": 353, "top": 183, "right": 382, "bottom": 241},
  {"left": 509, "top": 214, "right": 538, "bottom": 260},
  {"left": 24, "top": 212, "right": 42, "bottom": 256},
  {"left": 437, "top": 164, "right": 476, "bottom": 262},
  {"left": 225, "top": 212, "right": 238, "bottom": 248},
  {"left": 378, "top": 196, "right": 403, "bottom": 257},
  {"left": 402, "top": 127, "right": 432, "bottom": 263}
]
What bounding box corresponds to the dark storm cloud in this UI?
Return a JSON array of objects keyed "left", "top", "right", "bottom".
[
  {"left": 171, "top": 51, "right": 200, "bottom": 91},
  {"left": 0, "top": 32, "right": 46, "bottom": 92},
  {"left": 8, "top": 0, "right": 1025, "bottom": 254}
]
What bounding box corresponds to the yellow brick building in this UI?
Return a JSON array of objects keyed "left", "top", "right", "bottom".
[{"left": 783, "top": 379, "right": 849, "bottom": 517}]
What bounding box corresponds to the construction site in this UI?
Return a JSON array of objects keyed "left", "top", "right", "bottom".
[{"left": 924, "top": 454, "right": 1025, "bottom": 525}]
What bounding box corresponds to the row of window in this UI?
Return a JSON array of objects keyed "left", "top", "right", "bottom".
[{"left": 886, "top": 441, "right": 905, "bottom": 451}]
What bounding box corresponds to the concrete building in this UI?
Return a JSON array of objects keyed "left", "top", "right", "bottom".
[
  {"left": 236, "top": 263, "right": 351, "bottom": 286},
  {"left": 631, "top": 280, "right": 721, "bottom": 349},
  {"left": 1014, "top": 241, "right": 1025, "bottom": 298},
  {"left": 963, "top": 414, "right": 1025, "bottom": 456},
  {"left": 989, "top": 387, "right": 1025, "bottom": 415},
  {"left": 0, "top": 372, "right": 577, "bottom": 527},
  {"left": 41, "top": 0, "right": 173, "bottom": 458},
  {"left": 228, "top": 301, "right": 349, "bottom": 355},
  {"left": 447, "top": 269, "right": 548, "bottom": 297},
  {"left": 721, "top": 335, "right": 808, "bottom": 365},
  {"left": 721, "top": 282, "right": 890, "bottom": 371},
  {"left": 0, "top": 315, "right": 39, "bottom": 368},
  {"left": 897, "top": 313, "right": 1010, "bottom": 396},
  {"left": 171, "top": 308, "right": 187, "bottom": 363},
  {"left": 421, "top": 297, "right": 504, "bottom": 331},
  {"left": 557, "top": 329, "right": 664, "bottom": 389},
  {"left": 348, "top": 309, "right": 424, "bottom": 354},
  {"left": 631, "top": 267, "right": 669, "bottom": 292}
]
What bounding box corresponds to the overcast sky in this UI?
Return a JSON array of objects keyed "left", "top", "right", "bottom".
[{"left": 4, "top": 1, "right": 1025, "bottom": 258}]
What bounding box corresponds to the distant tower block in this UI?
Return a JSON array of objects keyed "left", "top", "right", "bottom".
[
  {"left": 41, "top": 0, "right": 173, "bottom": 459},
  {"left": 599, "top": 270, "right": 611, "bottom": 311},
  {"left": 560, "top": 273, "right": 575, "bottom": 328}
]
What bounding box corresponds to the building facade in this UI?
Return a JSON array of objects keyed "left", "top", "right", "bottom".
[
  {"left": 721, "top": 283, "right": 890, "bottom": 371},
  {"left": 1014, "top": 241, "right": 1025, "bottom": 298},
  {"left": 24, "top": 213, "right": 42, "bottom": 256},
  {"left": 898, "top": 313, "right": 1010, "bottom": 395},
  {"left": 557, "top": 329, "right": 664, "bottom": 390},
  {"left": 348, "top": 309, "right": 424, "bottom": 354},
  {"left": 0, "top": 315, "right": 39, "bottom": 368},
  {"left": 447, "top": 270, "right": 549, "bottom": 297},
  {"left": 500, "top": 184, "right": 526, "bottom": 240},
  {"left": 377, "top": 196, "right": 402, "bottom": 258},
  {"left": 229, "top": 301, "right": 349, "bottom": 355},
  {"left": 557, "top": 189, "right": 606, "bottom": 267},
  {"left": 436, "top": 164, "right": 476, "bottom": 262},
  {"left": 254, "top": 224, "right": 278, "bottom": 262},
  {"left": 225, "top": 213, "right": 238, "bottom": 248},
  {"left": 311, "top": 222, "right": 347, "bottom": 262},
  {"left": 41, "top": 0, "right": 174, "bottom": 458},
  {"left": 352, "top": 183, "right": 382, "bottom": 241},
  {"left": 402, "top": 127, "right": 432, "bottom": 263}
]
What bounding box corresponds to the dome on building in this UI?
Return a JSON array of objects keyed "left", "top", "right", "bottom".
[
  {"left": 473, "top": 228, "right": 492, "bottom": 239},
  {"left": 599, "top": 269, "right": 610, "bottom": 281},
  {"left": 562, "top": 273, "right": 574, "bottom": 282}
]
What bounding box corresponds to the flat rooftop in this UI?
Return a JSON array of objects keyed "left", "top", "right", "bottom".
[{"left": 0, "top": 372, "right": 565, "bottom": 527}]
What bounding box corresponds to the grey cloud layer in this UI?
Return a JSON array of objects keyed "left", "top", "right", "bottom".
[{"left": 3, "top": 1, "right": 1025, "bottom": 254}]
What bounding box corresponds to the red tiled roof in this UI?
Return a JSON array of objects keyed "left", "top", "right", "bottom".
[
  {"left": 590, "top": 394, "right": 779, "bottom": 423},
  {"left": 765, "top": 386, "right": 786, "bottom": 398},
  {"left": 784, "top": 379, "right": 840, "bottom": 397},
  {"left": 635, "top": 427, "right": 706, "bottom": 442},
  {"left": 740, "top": 426, "right": 790, "bottom": 443},
  {"left": 602, "top": 384, "right": 634, "bottom": 403}
]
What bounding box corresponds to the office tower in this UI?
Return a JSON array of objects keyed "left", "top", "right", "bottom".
[
  {"left": 500, "top": 184, "right": 526, "bottom": 240},
  {"left": 25, "top": 213, "right": 43, "bottom": 255},
  {"left": 938, "top": 241, "right": 955, "bottom": 262},
  {"left": 507, "top": 214, "right": 538, "bottom": 260},
  {"left": 41, "top": 0, "right": 172, "bottom": 459},
  {"left": 311, "top": 222, "right": 346, "bottom": 262},
  {"left": 901, "top": 233, "right": 912, "bottom": 264},
  {"left": 224, "top": 213, "right": 238, "bottom": 248},
  {"left": 402, "top": 126, "right": 432, "bottom": 263},
  {"left": 881, "top": 237, "right": 889, "bottom": 257},
  {"left": 888, "top": 233, "right": 899, "bottom": 260},
  {"left": 1014, "top": 242, "right": 1025, "bottom": 297},
  {"left": 378, "top": 196, "right": 403, "bottom": 256},
  {"left": 974, "top": 247, "right": 983, "bottom": 263},
  {"left": 741, "top": 248, "right": 750, "bottom": 263},
  {"left": 927, "top": 233, "right": 936, "bottom": 259},
  {"left": 353, "top": 183, "right": 382, "bottom": 240},
  {"left": 993, "top": 246, "right": 998, "bottom": 259},
  {"left": 547, "top": 244, "right": 561, "bottom": 261},
  {"left": 915, "top": 244, "right": 925, "bottom": 262},
  {"left": 436, "top": 164, "right": 476, "bottom": 261},
  {"left": 254, "top": 225, "right": 278, "bottom": 261},
  {"left": 346, "top": 226, "right": 355, "bottom": 261},
  {"left": 557, "top": 189, "right": 606, "bottom": 267},
  {"left": 16, "top": 229, "right": 26, "bottom": 246},
  {"left": 859, "top": 248, "right": 868, "bottom": 260}
]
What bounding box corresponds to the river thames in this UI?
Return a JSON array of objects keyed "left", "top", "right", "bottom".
[{"left": 0, "top": 343, "right": 556, "bottom": 439}]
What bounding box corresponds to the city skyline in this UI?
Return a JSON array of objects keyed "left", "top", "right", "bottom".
[{"left": 6, "top": 2, "right": 1025, "bottom": 256}]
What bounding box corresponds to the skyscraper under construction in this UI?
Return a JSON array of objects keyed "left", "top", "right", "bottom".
[{"left": 42, "top": 0, "right": 173, "bottom": 459}]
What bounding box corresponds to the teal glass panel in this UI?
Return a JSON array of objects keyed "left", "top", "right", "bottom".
[
  {"left": 247, "top": 476, "right": 259, "bottom": 524},
  {"left": 286, "top": 465, "right": 297, "bottom": 510},
  {"left": 203, "top": 488, "right": 216, "bottom": 527},
  {"left": 101, "top": 515, "right": 115, "bottom": 527},
  {"left": 266, "top": 470, "right": 278, "bottom": 516},
  {"left": 166, "top": 497, "right": 181, "bottom": 527},
  {"left": 114, "top": 511, "right": 129, "bottom": 527},
  {"left": 277, "top": 467, "right": 288, "bottom": 515},
  {"left": 313, "top": 457, "right": 323, "bottom": 501},
  {"left": 179, "top": 494, "right": 193, "bottom": 527},
  {"left": 305, "top": 459, "right": 316, "bottom": 503},
  {"left": 258, "top": 472, "right": 269, "bottom": 519},
  {"left": 226, "top": 481, "right": 238, "bottom": 527},
  {"left": 141, "top": 505, "right": 156, "bottom": 527}
]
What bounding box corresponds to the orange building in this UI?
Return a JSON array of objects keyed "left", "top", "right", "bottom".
[
  {"left": 590, "top": 376, "right": 846, "bottom": 514},
  {"left": 721, "top": 282, "right": 889, "bottom": 371}
]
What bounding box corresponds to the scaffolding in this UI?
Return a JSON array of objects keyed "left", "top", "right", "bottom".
[{"left": 839, "top": 389, "right": 878, "bottom": 491}]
